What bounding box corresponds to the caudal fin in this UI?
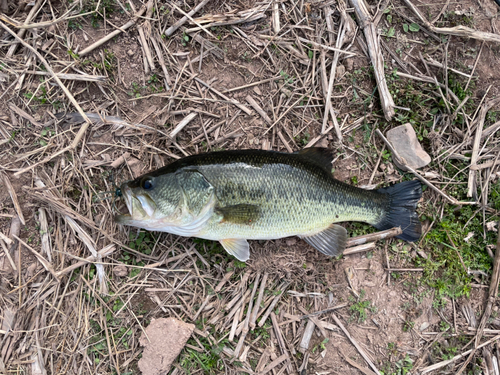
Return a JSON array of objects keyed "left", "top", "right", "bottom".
[{"left": 374, "top": 180, "right": 422, "bottom": 242}]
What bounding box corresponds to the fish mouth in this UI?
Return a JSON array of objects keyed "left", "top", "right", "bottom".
[{"left": 114, "top": 185, "right": 154, "bottom": 224}]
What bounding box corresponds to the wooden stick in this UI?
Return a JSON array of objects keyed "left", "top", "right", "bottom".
[
  {"left": 421, "top": 335, "right": 500, "bottom": 374},
  {"left": 346, "top": 227, "right": 402, "bottom": 247},
  {"left": 403, "top": 0, "right": 500, "bottom": 44},
  {"left": 272, "top": 0, "right": 280, "bottom": 34},
  {"left": 471, "top": 159, "right": 500, "bottom": 171},
  {"left": 250, "top": 273, "right": 268, "bottom": 330},
  {"left": 298, "top": 320, "right": 315, "bottom": 353},
  {"left": 79, "top": 5, "right": 147, "bottom": 56},
  {"left": 183, "top": 71, "right": 253, "bottom": 115},
  {"left": 150, "top": 35, "right": 171, "bottom": 89},
  {"left": 320, "top": 12, "right": 344, "bottom": 139},
  {"left": 55, "top": 245, "right": 116, "bottom": 277},
  {"left": 467, "top": 97, "right": 500, "bottom": 197},
  {"left": 271, "top": 312, "right": 292, "bottom": 374},
  {"left": 24, "top": 71, "right": 107, "bottom": 82},
  {"left": 343, "top": 242, "right": 376, "bottom": 255},
  {"left": 13, "top": 235, "right": 59, "bottom": 281},
  {"left": 260, "top": 353, "right": 289, "bottom": 375},
  {"left": 164, "top": 0, "right": 210, "bottom": 37},
  {"left": 246, "top": 95, "right": 272, "bottom": 125},
  {"left": 137, "top": 1, "right": 155, "bottom": 72},
  {"left": 455, "top": 221, "right": 500, "bottom": 375},
  {"left": 2, "top": 173, "right": 25, "bottom": 225},
  {"left": 170, "top": 112, "right": 197, "bottom": 138},
  {"left": 350, "top": 0, "right": 395, "bottom": 121},
  {"left": 259, "top": 283, "right": 289, "bottom": 327},
  {"left": 234, "top": 273, "right": 261, "bottom": 356},
  {"left": 297, "top": 304, "right": 348, "bottom": 320},
  {"left": 6, "top": 0, "right": 44, "bottom": 57},
  {"left": 170, "top": 2, "right": 216, "bottom": 39},
  {"left": 331, "top": 312, "right": 381, "bottom": 374}
]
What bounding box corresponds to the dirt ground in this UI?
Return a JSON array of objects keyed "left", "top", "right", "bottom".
[{"left": 1, "top": 0, "right": 500, "bottom": 374}]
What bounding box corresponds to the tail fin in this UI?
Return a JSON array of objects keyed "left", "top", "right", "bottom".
[{"left": 374, "top": 180, "right": 422, "bottom": 242}]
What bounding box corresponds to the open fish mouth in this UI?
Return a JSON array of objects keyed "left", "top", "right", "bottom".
[{"left": 114, "top": 185, "right": 152, "bottom": 224}]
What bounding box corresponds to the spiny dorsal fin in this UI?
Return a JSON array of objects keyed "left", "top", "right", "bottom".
[
  {"left": 297, "top": 148, "right": 334, "bottom": 173},
  {"left": 299, "top": 224, "right": 347, "bottom": 257},
  {"left": 216, "top": 204, "right": 261, "bottom": 225},
  {"left": 220, "top": 239, "right": 250, "bottom": 261}
]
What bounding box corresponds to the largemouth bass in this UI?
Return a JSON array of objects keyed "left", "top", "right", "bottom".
[{"left": 115, "top": 148, "right": 422, "bottom": 261}]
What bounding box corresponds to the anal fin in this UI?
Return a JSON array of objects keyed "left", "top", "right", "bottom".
[
  {"left": 220, "top": 239, "right": 250, "bottom": 262},
  {"left": 300, "top": 224, "right": 347, "bottom": 257}
]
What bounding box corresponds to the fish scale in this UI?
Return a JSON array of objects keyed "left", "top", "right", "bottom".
[{"left": 196, "top": 158, "right": 385, "bottom": 240}]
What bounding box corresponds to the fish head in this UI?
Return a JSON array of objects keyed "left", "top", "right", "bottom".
[{"left": 114, "top": 173, "right": 184, "bottom": 229}]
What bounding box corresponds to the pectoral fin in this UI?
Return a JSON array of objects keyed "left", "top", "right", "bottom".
[
  {"left": 220, "top": 238, "right": 250, "bottom": 262},
  {"left": 300, "top": 224, "right": 347, "bottom": 257},
  {"left": 216, "top": 204, "right": 260, "bottom": 225}
]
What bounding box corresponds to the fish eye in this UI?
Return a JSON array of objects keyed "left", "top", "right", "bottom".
[
  {"left": 115, "top": 188, "right": 122, "bottom": 197},
  {"left": 141, "top": 177, "right": 154, "bottom": 190}
]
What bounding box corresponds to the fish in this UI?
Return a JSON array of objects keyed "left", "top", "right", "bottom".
[{"left": 114, "top": 148, "right": 422, "bottom": 261}]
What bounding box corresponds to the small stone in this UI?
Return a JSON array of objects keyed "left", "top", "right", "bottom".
[
  {"left": 464, "top": 232, "right": 474, "bottom": 243},
  {"left": 139, "top": 318, "right": 195, "bottom": 375},
  {"left": 420, "top": 322, "right": 430, "bottom": 331},
  {"left": 417, "top": 250, "right": 428, "bottom": 259},
  {"left": 127, "top": 49, "right": 134, "bottom": 56},
  {"left": 386, "top": 123, "right": 431, "bottom": 170},
  {"left": 336, "top": 64, "right": 345, "bottom": 78},
  {"left": 317, "top": 137, "right": 329, "bottom": 148},
  {"left": 423, "top": 171, "right": 440, "bottom": 179},
  {"left": 345, "top": 58, "right": 354, "bottom": 71},
  {"left": 113, "top": 265, "right": 128, "bottom": 277},
  {"left": 486, "top": 221, "right": 497, "bottom": 232}
]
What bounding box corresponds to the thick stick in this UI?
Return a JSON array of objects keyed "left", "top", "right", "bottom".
[
  {"left": 6, "top": 0, "right": 44, "bottom": 57},
  {"left": 164, "top": 0, "right": 210, "bottom": 37},
  {"left": 403, "top": 0, "right": 500, "bottom": 44},
  {"left": 346, "top": 227, "right": 402, "bottom": 247},
  {"left": 350, "top": 0, "right": 395, "bottom": 121},
  {"left": 467, "top": 97, "right": 500, "bottom": 197}
]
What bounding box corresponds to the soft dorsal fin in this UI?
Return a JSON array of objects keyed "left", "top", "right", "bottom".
[
  {"left": 299, "top": 224, "right": 347, "bottom": 257},
  {"left": 220, "top": 239, "right": 250, "bottom": 262},
  {"left": 297, "top": 148, "right": 334, "bottom": 173}
]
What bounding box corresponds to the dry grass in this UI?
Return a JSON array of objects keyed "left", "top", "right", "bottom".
[{"left": 1, "top": 0, "right": 500, "bottom": 374}]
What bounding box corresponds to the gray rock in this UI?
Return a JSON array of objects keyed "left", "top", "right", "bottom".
[
  {"left": 139, "top": 318, "right": 194, "bottom": 375},
  {"left": 386, "top": 123, "right": 431, "bottom": 170}
]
